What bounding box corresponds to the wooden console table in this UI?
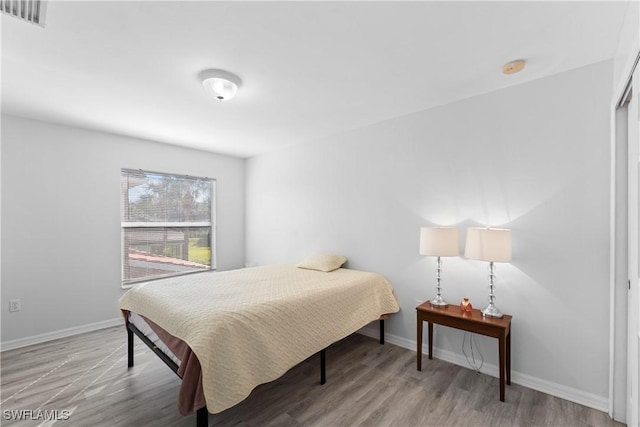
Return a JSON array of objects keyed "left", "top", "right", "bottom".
[{"left": 416, "top": 302, "right": 512, "bottom": 401}]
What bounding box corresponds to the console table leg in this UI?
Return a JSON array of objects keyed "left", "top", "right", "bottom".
[
  {"left": 499, "top": 336, "right": 506, "bottom": 402},
  {"left": 417, "top": 316, "right": 423, "bottom": 371},
  {"left": 428, "top": 322, "right": 433, "bottom": 360},
  {"left": 506, "top": 330, "right": 511, "bottom": 385}
]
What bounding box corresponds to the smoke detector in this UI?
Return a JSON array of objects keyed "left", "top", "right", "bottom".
[{"left": 502, "top": 59, "right": 526, "bottom": 75}]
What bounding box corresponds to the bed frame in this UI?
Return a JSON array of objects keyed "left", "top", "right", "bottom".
[{"left": 126, "top": 314, "right": 389, "bottom": 427}]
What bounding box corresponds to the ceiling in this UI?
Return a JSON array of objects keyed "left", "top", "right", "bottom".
[{"left": 1, "top": 1, "right": 631, "bottom": 158}]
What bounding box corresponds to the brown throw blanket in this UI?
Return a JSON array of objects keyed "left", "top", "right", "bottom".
[{"left": 140, "top": 314, "right": 206, "bottom": 415}]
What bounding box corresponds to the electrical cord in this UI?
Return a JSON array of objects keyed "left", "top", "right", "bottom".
[
  {"left": 432, "top": 326, "right": 484, "bottom": 373},
  {"left": 462, "top": 332, "right": 484, "bottom": 373}
]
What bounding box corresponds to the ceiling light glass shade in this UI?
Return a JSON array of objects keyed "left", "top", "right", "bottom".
[
  {"left": 202, "top": 77, "right": 237, "bottom": 101},
  {"left": 199, "top": 69, "right": 242, "bottom": 101},
  {"left": 419, "top": 227, "right": 459, "bottom": 257},
  {"left": 464, "top": 227, "right": 512, "bottom": 262}
]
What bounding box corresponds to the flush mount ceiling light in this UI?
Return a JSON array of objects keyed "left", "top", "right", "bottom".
[
  {"left": 200, "top": 69, "right": 242, "bottom": 101},
  {"left": 502, "top": 59, "right": 526, "bottom": 75}
]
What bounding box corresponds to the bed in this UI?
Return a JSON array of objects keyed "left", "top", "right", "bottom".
[{"left": 119, "top": 262, "right": 400, "bottom": 426}]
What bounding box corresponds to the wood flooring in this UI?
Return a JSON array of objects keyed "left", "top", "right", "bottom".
[{"left": 1, "top": 326, "right": 623, "bottom": 427}]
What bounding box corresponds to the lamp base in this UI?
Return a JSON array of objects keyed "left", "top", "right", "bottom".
[
  {"left": 482, "top": 304, "right": 503, "bottom": 318},
  {"left": 430, "top": 295, "right": 447, "bottom": 307}
]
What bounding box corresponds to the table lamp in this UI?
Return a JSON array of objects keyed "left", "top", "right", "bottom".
[
  {"left": 464, "top": 227, "right": 512, "bottom": 318},
  {"left": 420, "top": 227, "right": 459, "bottom": 307}
]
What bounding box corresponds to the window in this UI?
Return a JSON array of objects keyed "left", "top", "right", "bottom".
[{"left": 120, "top": 169, "right": 215, "bottom": 286}]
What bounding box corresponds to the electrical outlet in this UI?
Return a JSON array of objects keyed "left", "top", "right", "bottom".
[{"left": 9, "top": 299, "right": 21, "bottom": 312}]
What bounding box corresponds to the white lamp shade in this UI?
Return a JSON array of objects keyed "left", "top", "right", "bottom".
[
  {"left": 464, "top": 227, "right": 512, "bottom": 262},
  {"left": 419, "top": 227, "right": 459, "bottom": 257}
]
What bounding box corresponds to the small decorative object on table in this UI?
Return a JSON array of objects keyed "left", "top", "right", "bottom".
[{"left": 460, "top": 297, "right": 472, "bottom": 312}]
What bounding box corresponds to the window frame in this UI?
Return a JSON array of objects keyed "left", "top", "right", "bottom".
[{"left": 120, "top": 168, "right": 216, "bottom": 288}]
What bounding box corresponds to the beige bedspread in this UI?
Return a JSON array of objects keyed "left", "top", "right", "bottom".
[{"left": 118, "top": 264, "right": 400, "bottom": 414}]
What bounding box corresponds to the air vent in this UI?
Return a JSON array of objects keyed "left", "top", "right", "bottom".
[{"left": 1, "top": 0, "right": 46, "bottom": 27}]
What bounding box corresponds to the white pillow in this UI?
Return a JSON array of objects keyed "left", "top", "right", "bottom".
[{"left": 296, "top": 253, "right": 347, "bottom": 272}]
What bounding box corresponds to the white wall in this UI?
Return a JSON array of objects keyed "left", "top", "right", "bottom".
[
  {"left": 612, "top": 0, "right": 639, "bottom": 95},
  {"left": 1, "top": 116, "right": 245, "bottom": 343},
  {"left": 246, "top": 61, "right": 612, "bottom": 406}
]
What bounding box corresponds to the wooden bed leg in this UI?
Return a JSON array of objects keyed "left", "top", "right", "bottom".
[
  {"left": 379, "top": 319, "right": 385, "bottom": 345},
  {"left": 127, "top": 327, "right": 134, "bottom": 367},
  {"left": 320, "top": 349, "right": 326, "bottom": 385},
  {"left": 196, "top": 407, "right": 208, "bottom": 427}
]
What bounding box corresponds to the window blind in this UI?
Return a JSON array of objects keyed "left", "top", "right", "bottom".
[{"left": 120, "top": 169, "right": 215, "bottom": 285}]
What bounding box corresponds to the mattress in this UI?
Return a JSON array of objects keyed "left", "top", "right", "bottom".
[{"left": 120, "top": 264, "right": 400, "bottom": 414}]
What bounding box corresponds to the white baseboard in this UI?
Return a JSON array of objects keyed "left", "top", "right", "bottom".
[
  {"left": 1, "top": 317, "right": 123, "bottom": 352},
  {"left": 358, "top": 326, "right": 609, "bottom": 413}
]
